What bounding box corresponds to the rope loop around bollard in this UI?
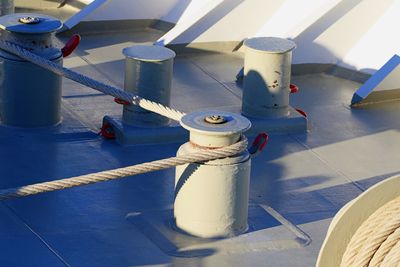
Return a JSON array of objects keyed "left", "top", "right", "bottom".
[
  {"left": 0, "top": 136, "right": 249, "bottom": 201},
  {"left": 0, "top": 40, "right": 272, "bottom": 203}
]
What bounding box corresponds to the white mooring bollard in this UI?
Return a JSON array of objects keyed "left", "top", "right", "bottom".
[
  {"left": 174, "top": 110, "right": 251, "bottom": 238},
  {"left": 0, "top": 0, "right": 14, "bottom": 16},
  {"left": 242, "top": 37, "right": 296, "bottom": 118},
  {"left": 122, "top": 45, "right": 176, "bottom": 127},
  {"left": 0, "top": 13, "right": 63, "bottom": 127},
  {"left": 102, "top": 44, "right": 189, "bottom": 145}
]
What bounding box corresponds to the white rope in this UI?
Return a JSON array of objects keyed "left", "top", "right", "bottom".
[
  {"left": 340, "top": 195, "right": 400, "bottom": 267},
  {"left": 0, "top": 137, "right": 248, "bottom": 201},
  {"left": 0, "top": 41, "right": 250, "bottom": 204},
  {"left": 0, "top": 40, "right": 185, "bottom": 121}
]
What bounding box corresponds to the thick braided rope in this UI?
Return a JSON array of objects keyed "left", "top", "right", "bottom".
[
  {"left": 0, "top": 137, "right": 247, "bottom": 201},
  {"left": 341, "top": 200, "right": 394, "bottom": 265},
  {"left": 0, "top": 40, "right": 185, "bottom": 121},
  {"left": 370, "top": 227, "right": 400, "bottom": 266},
  {"left": 380, "top": 238, "right": 400, "bottom": 267},
  {"left": 340, "top": 195, "right": 400, "bottom": 267}
]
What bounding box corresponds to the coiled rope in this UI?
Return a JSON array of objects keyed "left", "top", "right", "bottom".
[
  {"left": 341, "top": 195, "right": 400, "bottom": 267},
  {"left": 0, "top": 137, "right": 248, "bottom": 201},
  {"left": 0, "top": 40, "right": 185, "bottom": 121}
]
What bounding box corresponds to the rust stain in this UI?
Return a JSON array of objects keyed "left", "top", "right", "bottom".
[{"left": 190, "top": 141, "right": 223, "bottom": 150}]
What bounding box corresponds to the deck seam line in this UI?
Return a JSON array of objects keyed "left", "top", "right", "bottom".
[
  {"left": 185, "top": 56, "right": 242, "bottom": 100},
  {"left": 61, "top": 99, "right": 101, "bottom": 132},
  {"left": 79, "top": 54, "right": 123, "bottom": 87},
  {"left": 289, "top": 135, "right": 365, "bottom": 193},
  {"left": 69, "top": 48, "right": 123, "bottom": 88},
  {"left": 259, "top": 204, "right": 312, "bottom": 246},
  {"left": 3, "top": 203, "right": 71, "bottom": 267}
]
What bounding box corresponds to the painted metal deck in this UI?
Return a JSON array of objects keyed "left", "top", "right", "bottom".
[{"left": 1, "top": 28, "right": 400, "bottom": 266}]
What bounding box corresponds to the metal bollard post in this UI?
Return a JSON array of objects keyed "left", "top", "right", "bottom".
[
  {"left": 0, "top": 13, "right": 63, "bottom": 127},
  {"left": 242, "top": 37, "right": 296, "bottom": 118},
  {"left": 174, "top": 110, "right": 251, "bottom": 238},
  {"left": 0, "top": 0, "right": 14, "bottom": 16},
  {"left": 122, "top": 45, "right": 175, "bottom": 127}
]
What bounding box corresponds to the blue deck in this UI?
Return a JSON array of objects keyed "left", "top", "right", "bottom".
[{"left": 1, "top": 29, "right": 400, "bottom": 266}]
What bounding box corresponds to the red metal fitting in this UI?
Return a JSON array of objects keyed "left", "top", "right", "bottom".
[
  {"left": 290, "top": 84, "right": 299, "bottom": 94},
  {"left": 249, "top": 133, "right": 269, "bottom": 155},
  {"left": 295, "top": 108, "right": 307, "bottom": 118},
  {"left": 61, "top": 34, "right": 81, "bottom": 57},
  {"left": 100, "top": 122, "right": 115, "bottom": 139},
  {"left": 114, "top": 98, "right": 131, "bottom": 106}
]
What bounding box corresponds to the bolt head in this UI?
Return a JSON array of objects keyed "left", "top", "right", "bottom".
[
  {"left": 181, "top": 110, "right": 251, "bottom": 148},
  {"left": 19, "top": 17, "right": 41, "bottom": 25},
  {"left": 204, "top": 115, "right": 227, "bottom": 124}
]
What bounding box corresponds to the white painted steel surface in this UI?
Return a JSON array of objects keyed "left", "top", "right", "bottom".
[
  {"left": 0, "top": 0, "right": 14, "bottom": 16},
  {"left": 2, "top": 25, "right": 400, "bottom": 266},
  {"left": 63, "top": 0, "right": 107, "bottom": 30},
  {"left": 77, "top": 0, "right": 400, "bottom": 73},
  {"left": 180, "top": 110, "right": 251, "bottom": 147},
  {"left": 0, "top": 13, "right": 63, "bottom": 127},
  {"left": 122, "top": 45, "right": 175, "bottom": 126},
  {"left": 242, "top": 37, "right": 296, "bottom": 118},
  {"left": 174, "top": 111, "right": 251, "bottom": 238}
]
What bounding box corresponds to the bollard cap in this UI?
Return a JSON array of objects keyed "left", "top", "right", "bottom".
[
  {"left": 181, "top": 110, "right": 251, "bottom": 147},
  {"left": 123, "top": 45, "right": 176, "bottom": 62},
  {"left": 244, "top": 37, "right": 296, "bottom": 54},
  {"left": 0, "top": 13, "right": 62, "bottom": 34}
]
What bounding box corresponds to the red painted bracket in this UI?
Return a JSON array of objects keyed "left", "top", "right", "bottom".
[{"left": 61, "top": 34, "right": 81, "bottom": 57}]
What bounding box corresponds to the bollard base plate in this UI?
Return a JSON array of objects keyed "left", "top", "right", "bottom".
[
  {"left": 246, "top": 106, "right": 308, "bottom": 135},
  {"left": 216, "top": 105, "right": 307, "bottom": 134},
  {"left": 126, "top": 203, "right": 310, "bottom": 257}
]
